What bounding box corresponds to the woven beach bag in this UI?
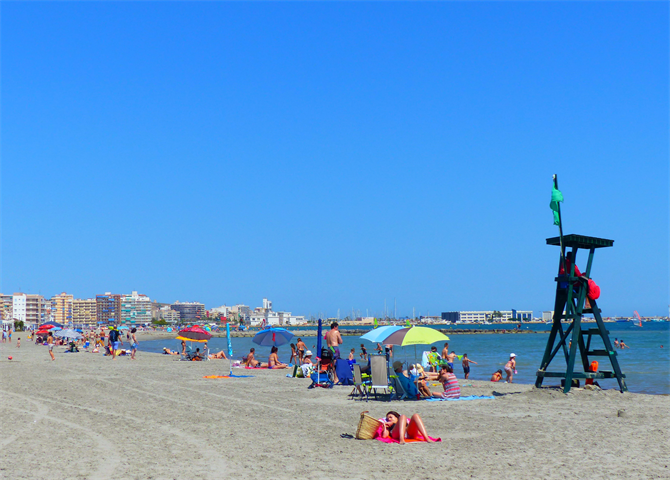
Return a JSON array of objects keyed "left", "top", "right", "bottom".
[{"left": 355, "top": 411, "right": 382, "bottom": 440}]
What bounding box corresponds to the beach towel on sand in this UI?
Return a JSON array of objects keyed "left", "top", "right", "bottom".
[
  {"left": 425, "top": 395, "right": 495, "bottom": 402},
  {"left": 373, "top": 424, "right": 441, "bottom": 444}
]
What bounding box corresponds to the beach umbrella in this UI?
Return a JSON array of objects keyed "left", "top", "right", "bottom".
[
  {"left": 381, "top": 327, "right": 450, "bottom": 346},
  {"left": 316, "top": 319, "right": 323, "bottom": 359},
  {"left": 176, "top": 326, "right": 212, "bottom": 343},
  {"left": 359, "top": 325, "right": 405, "bottom": 344},
  {"left": 42, "top": 321, "right": 64, "bottom": 328},
  {"left": 252, "top": 327, "right": 293, "bottom": 347},
  {"left": 54, "top": 329, "right": 83, "bottom": 340},
  {"left": 226, "top": 322, "right": 234, "bottom": 376}
]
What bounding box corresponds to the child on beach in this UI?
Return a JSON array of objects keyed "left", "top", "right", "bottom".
[
  {"left": 491, "top": 369, "right": 503, "bottom": 382},
  {"left": 47, "top": 332, "right": 55, "bottom": 361},
  {"left": 130, "top": 328, "right": 138, "bottom": 360},
  {"left": 348, "top": 348, "right": 356, "bottom": 361},
  {"left": 461, "top": 353, "right": 477, "bottom": 379},
  {"left": 504, "top": 354, "right": 517, "bottom": 383},
  {"left": 289, "top": 343, "right": 298, "bottom": 365},
  {"left": 360, "top": 344, "right": 367, "bottom": 361},
  {"left": 16, "top": 338, "right": 20, "bottom": 348}
]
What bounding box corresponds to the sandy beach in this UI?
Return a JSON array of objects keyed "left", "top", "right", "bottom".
[{"left": 1, "top": 339, "right": 668, "bottom": 480}]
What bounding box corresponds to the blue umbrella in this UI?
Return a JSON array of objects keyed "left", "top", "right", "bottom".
[
  {"left": 316, "top": 319, "right": 323, "bottom": 358},
  {"left": 360, "top": 325, "right": 405, "bottom": 343},
  {"left": 226, "top": 322, "right": 234, "bottom": 376},
  {"left": 252, "top": 327, "right": 294, "bottom": 347}
]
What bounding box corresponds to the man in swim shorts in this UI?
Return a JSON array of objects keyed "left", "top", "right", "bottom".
[{"left": 325, "top": 322, "right": 342, "bottom": 360}]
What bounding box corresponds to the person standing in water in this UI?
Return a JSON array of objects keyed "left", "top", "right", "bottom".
[
  {"left": 461, "top": 353, "right": 478, "bottom": 379},
  {"left": 504, "top": 353, "right": 517, "bottom": 383}
]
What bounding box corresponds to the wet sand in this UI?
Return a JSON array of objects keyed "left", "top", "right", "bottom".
[{"left": 0, "top": 340, "right": 667, "bottom": 480}]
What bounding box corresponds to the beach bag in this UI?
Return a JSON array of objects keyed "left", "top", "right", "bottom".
[
  {"left": 587, "top": 278, "right": 601, "bottom": 300},
  {"left": 355, "top": 411, "right": 382, "bottom": 440}
]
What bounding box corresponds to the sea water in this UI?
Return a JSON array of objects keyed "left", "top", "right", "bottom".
[{"left": 140, "top": 322, "right": 669, "bottom": 395}]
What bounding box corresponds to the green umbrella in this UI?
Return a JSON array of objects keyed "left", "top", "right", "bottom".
[{"left": 382, "top": 326, "right": 449, "bottom": 346}]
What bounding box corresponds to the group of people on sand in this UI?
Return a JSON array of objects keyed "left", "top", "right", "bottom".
[
  {"left": 34, "top": 326, "right": 139, "bottom": 361},
  {"left": 242, "top": 346, "right": 292, "bottom": 369},
  {"left": 162, "top": 340, "right": 229, "bottom": 360}
]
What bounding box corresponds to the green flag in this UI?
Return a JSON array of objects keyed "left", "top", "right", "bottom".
[{"left": 550, "top": 186, "right": 563, "bottom": 226}]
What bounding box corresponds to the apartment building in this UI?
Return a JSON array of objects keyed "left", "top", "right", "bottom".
[
  {"left": 96, "top": 293, "right": 122, "bottom": 324},
  {"left": 52, "top": 292, "right": 74, "bottom": 325},
  {"left": 7, "top": 293, "right": 47, "bottom": 326},
  {"left": 171, "top": 301, "right": 205, "bottom": 322},
  {"left": 121, "top": 291, "right": 152, "bottom": 324},
  {"left": 73, "top": 299, "right": 97, "bottom": 325},
  {"left": 0, "top": 294, "right": 12, "bottom": 322}
]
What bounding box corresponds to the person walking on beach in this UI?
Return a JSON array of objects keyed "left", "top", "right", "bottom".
[
  {"left": 108, "top": 327, "right": 122, "bottom": 360},
  {"left": 47, "top": 332, "right": 55, "bottom": 361},
  {"left": 504, "top": 353, "right": 517, "bottom": 383},
  {"left": 461, "top": 353, "right": 477, "bottom": 379},
  {"left": 16, "top": 337, "right": 21, "bottom": 349},
  {"left": 130, "top": 328, "right": 138, "bottom": 360},
  {"left": 325, "top": 322, "right": 343, "bottom": 359}
]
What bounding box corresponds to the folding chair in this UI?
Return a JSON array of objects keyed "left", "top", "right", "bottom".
[
  {"left": 335, "top": 359, "right": 354, "bottom": 386},
  {"left": 350, "top": 364, "right": 369, "bottom": 401},
  {"left": 369, "top": 355, "right": 391, "bottom": 400}
]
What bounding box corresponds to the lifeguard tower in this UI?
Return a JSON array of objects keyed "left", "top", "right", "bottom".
[{"left": 535, "top": 234, "right": 627, "bottom": 393}]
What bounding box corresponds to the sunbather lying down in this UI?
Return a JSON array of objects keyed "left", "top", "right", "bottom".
[
  {"left": 378, "top": 411, "right": 441, "bottom": 444},
  {"left": 163, "top": 347, "right": 179, "bottom": 355},
  {"left": 208, "top": 351, "right": 227, "bottom": 359}
]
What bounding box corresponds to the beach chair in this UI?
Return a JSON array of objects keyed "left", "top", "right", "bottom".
[
  {"left": 350, "top": 364, "right": 369, "bottom": 401},
  {"left": 335, "top": 359, "right": 354, "bottom": 386},
  {"left": 369, "top": 355, "right": 391, "bottom": 400},
  {"left": 308, "top": 371, "right": 333, "bottom": 389}
]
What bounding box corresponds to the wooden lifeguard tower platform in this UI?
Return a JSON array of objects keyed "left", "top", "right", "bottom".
[{"left": 535, "top": 234, "right": 627, "bottom": 393}]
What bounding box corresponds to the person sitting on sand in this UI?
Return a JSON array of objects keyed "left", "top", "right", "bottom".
[
  {"left": 380, "top": 411, "right": 436, "bottom": 444},
  {"left": 491, "top": 369, "right": 503, "bottom": 382},
  {"left": 191, "top": 348, "right": 203, "bottom": 361},
  {"left": 268, "top": 346, "right": 288, "bottom": 369},
  {"left": 243, "top": 348, "right": 267, "bottom": 368},
  {"left": 432, "top": 365, "right": 461, "bottom": 399},
  {"left": 209, "top": 350, "right": 227, "bottom": 360},
  {"left": 300, "top": 350, "right": 315, "bottom": 377}
]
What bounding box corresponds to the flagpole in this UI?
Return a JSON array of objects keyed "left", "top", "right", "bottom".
[{"left": 553, "top": 174, "right": 566, "bottom": 273}]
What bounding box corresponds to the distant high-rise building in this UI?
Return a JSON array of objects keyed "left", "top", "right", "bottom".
[
  {"left": 73, "top": 299, "right": 97, "bottom": 326},
  {"left": 51, "top": 292, "right": 73, "bottom": 325},
  {"left": 121, "top": 291, "right": 152, "bottom": 324},
  {"left": 171, "top": 301, "right": 205, "bottom": 322},
  {"left": 4, "top": 293, "right": 47, "bottom": 326},
  {"left": 0, "top": 294, "right": 13, "bottom": 322},
  {"left": 96, "top": 293, "right": 122, "bottom": 324}
]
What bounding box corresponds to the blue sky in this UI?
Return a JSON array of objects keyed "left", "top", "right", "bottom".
[{"left": 2, "top": 2, "right": 668, "bottom": 318}]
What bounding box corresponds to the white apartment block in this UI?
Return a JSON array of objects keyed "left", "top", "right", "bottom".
[
  {"left": 458, "top": 310, "right": 533, "bottom": 323},
  {"left": 121, "top": 291, "right": 152, "bottom": 324},
  {"left": 8, "top": 293, "right": 46, "bottom": 326}
]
